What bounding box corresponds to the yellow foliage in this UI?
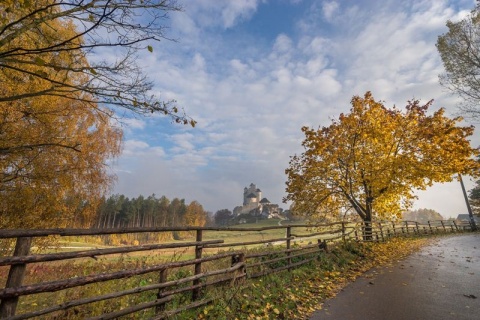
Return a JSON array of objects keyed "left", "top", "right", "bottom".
[
  {"left": 0, "top": 1, "right": 122, "bottom": 228},
  {"left": 286, "top": 92, "right": 479, "bottom": 222},
  {"left": 0, "top": 0, "right": 194, "bottom": 124}
]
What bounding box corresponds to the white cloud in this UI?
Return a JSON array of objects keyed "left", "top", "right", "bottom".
[
  {"left": 221, "top": 0, "right": 260, "bottom": 28},
  {"left": 273, "top": 34, "right": 294, "bottom": 53},
  {"left": 122, "top": 139, "right": 165, "bottom": 158},
  {"left": 121, "top": 118, "right": 146, "bottom": 130},
  {"left": 173, "top": 0, "right": 262, "bottom": 30},
  {"left": 171, "top": 133, "right": 195, "bottom": 151},
  {"left": 111, "top": 0, "right": 478, "bottom": 218},
  {"left": 124, "top": 139, "right": 149, "bottom": 152},
  {"left": 191, "top": 53, "right": 207, "bottom": 71},
  {"left": 322, "top": 1, "right": 339, "bottom": 22}
]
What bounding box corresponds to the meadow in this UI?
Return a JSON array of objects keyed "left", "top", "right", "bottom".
[{"left": 1, "top": 219, "right": 459, "bottom": 319}]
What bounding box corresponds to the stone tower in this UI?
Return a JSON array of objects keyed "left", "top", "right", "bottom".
[{"left": 243, "top": 183, "right": 262, "bottom": 206}]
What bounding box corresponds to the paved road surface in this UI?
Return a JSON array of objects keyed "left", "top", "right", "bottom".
[{"left": 309, "top": 234, "right": 480, "bottom": 320}]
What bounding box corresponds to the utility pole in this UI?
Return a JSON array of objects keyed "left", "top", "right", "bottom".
[{"left": 458, "top": 173, "right": 478, "bottom": 231}]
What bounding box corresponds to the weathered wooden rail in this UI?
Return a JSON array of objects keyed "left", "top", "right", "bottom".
[{"left": 0, "top": 219, "right": 472, "bottom": 319}]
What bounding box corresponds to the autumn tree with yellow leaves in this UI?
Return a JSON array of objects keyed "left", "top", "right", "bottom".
[
  {"left": 0, "top": 95, "right": 122, "bottom": 229},
  {"left": 0, "top": 1, "right": 190, "bottom": 228},
  {"left": 285, "top": 92, "right": 479, "bottom": 236},
  {"left": 0, "top": 0, "right": 192, "bottom": 123},
  {"left": 0, "top": 3, "right": 122, "bottom": 227}
]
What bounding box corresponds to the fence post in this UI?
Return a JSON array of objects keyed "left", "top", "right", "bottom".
[
  {"left": 378, "top": 222, "right": 385, "bottom": 242},
  {"left": 155, "top": 269, "right": 168, "bottom": 314},
  {"left": 428, "top": 221, "right": 433, "bottom": 234},
  {"left": 440, "top": 220, "right": 446, "bottom": 232},
  {"left": 341, "top": 222, "right": 346, "bottom": 243},
  {"left": 0, "top": 237, "right": 32, "bottom": 318},
  {"left": 286, "top": 226, "right": 292, "bottom": 271},
  {"left": 415, "top": 222, "right": 419, "bottom": 235},
  {"left": 453, "top": 220, "right": 459, "bottom": 232},
  {"left": 392, "top": 221, "right": 396, "bottom": 236},
  {"left": 232, "top": 253, "right": 246, "bottom": 282},
  {"left": 404, "top": 221, "right": 409, "bottom": 235},
  {"left": 192, "top": 229, "right": 203, "bottom": 301},
  {"left": 318, "top": 239, "right": 328, "bottom": 252}
]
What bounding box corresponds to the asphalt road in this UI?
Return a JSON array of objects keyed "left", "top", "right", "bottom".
[{"left": 309, "top": 234, "right": 480, "bottom": 320}]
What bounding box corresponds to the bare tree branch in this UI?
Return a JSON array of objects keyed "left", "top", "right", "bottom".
[{"left": 0, "top": 0, "right": 195, "bottom": 125}]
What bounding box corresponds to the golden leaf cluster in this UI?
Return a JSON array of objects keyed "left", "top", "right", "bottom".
[
  {"left": 285, "top": 92, "right": 479, "bottom": 222},
  {"left": 0, "top": 1, "right": 122, "bottom": 228}
]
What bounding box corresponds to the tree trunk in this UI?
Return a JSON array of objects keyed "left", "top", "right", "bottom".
[
  {"left": 363, "top": 200, "right": 373, "bottom": 240},
  {"left": 363, "top": 217, "right": 373, "bottom": 241}
]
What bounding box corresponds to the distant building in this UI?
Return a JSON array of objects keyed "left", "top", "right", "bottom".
[
  {"left": 456, "top": 214, "right": 480, "bottom": 223},
  {"left": 233, "top": 183, "right": 281, "bottom": 218}
]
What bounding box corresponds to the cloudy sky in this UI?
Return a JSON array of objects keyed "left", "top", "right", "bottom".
[{"left": 111, "top": 0, "right": 478, "bottom": 219}]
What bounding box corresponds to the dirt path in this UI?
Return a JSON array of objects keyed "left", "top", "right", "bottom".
[{"left": 309, "top": 234, "right": 480, "bottom": 320}]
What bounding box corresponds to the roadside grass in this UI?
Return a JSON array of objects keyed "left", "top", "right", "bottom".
[
  {"left": 4, "top": 236, "right": 431, "bottom": 319},
  {"left": 12, "top": 251, "right": 192, "bottom": 318},
  {"left": 1, "top": 221, "right": 434, "bottom": 319},
  {"left": 183, "top": 236, "right": 431, "bottom": 319}
]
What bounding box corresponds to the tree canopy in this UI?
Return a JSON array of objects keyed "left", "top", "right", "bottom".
[
  {"left": 0, "top": 0, "right": 194, "bottom": 124},
  {"left": 285, "top": 92, "right": 479, "bottom": 224},
  {"left": 0, "top": 1, "right": 193, "bottom": 229},
  {"left": 214, "top": 209, "right": 233, "bottom": 226},
  {"left": 91, "top": 194, "right": 209, "bottom": 244},
  {"left": 437, "top": 4, "right": 480, "bottom": 119},
  {"left": 0, "top": 74, "right": 122, "bottom": 229},
  {"left": 402, "top": 208, "right": 444, "bottom": 223},
  {"left": 94, "top": 194, "right": 208, "bottom": 229}
]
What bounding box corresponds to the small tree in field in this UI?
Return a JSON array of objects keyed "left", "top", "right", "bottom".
[
  {"left": 214, "top": 209, "right": 233, "bottom": 226},
  {"left": 285, "top": 92, "right": 479, "bottom": 238}
]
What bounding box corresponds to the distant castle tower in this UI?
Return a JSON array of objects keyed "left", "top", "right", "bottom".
[
  {"left": 243, "top": 183, "right": 262, "bottom": 206},
  {"left": 233, "top": 183, "right": 281, "bottom": 219}
]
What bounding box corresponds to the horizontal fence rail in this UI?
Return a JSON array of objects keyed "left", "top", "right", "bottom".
[{"left": 0, "top": 219, "right": 474, "bottom": 319}]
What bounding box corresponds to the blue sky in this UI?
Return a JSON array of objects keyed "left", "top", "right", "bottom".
[{"left": 111, "top": 0, "right": 477, "bottom": 219}]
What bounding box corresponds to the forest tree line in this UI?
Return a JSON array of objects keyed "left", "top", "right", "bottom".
[{"left": 93, "top": 194, "right": 210, "bottom": 230}]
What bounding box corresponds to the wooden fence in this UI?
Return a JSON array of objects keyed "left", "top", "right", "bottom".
[{"left": 0, "top": 219, "right": 472, "bottom": 319}]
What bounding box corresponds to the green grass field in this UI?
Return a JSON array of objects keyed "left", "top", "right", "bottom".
[{"left": 29, "top": 219, "right": 343, "bottom": 255}]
